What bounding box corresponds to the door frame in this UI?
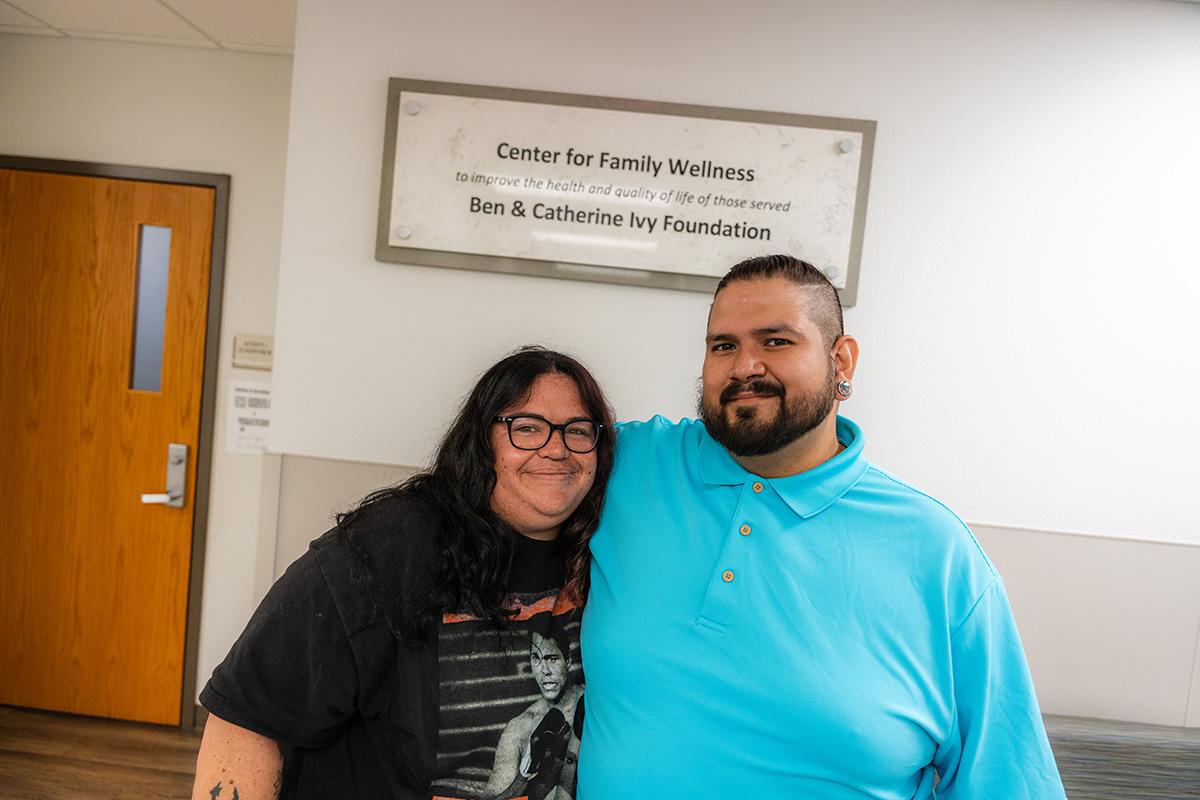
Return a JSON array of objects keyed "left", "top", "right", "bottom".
[{"left": 1, "top": 154, "right": 229, "bottom": 729}]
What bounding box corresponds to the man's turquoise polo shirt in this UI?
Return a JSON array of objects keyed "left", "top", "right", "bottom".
[{"left": 580, "top": 416, "right": 1065, "bottom": 799}]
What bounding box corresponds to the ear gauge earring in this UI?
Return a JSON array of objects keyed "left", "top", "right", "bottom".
[{"left": 836, "top": 379, "right": 853, "bottom": 399}]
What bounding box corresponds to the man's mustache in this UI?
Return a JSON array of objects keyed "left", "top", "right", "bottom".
[{"left": 719, "top": 380, "right": 785, "bottom": 405}]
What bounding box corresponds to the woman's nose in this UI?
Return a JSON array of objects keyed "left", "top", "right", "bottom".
[{"left": 539, "top": 430, "right": 569, "bottom": 458}]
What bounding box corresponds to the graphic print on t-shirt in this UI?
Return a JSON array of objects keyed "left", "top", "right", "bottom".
[{"left": 431, "top": 588, "right": 583, "bottom": 800}]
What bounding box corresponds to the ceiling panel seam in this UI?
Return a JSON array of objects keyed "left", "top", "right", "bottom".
[
  {"left": 156, "top": 0, "right": 222, "bottom": 49},
  {"left": 3, "top": 0, "right": 65, "bottom": 34}
]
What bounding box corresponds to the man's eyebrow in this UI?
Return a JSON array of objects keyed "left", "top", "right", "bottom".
[
  {"left": 705, "top": 324, "right": 805, "bottom": 343},
  {"left": 752, "top": 324, "right": 805, "bottom": 338}
]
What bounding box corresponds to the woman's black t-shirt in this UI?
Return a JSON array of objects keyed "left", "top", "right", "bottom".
[{"left": 200, "top": 493, "right": 584, "bottom": 799}]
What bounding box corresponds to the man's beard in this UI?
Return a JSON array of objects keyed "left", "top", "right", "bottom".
[{"left": 698, "top": 371, "right": 835, "bottom": 458}]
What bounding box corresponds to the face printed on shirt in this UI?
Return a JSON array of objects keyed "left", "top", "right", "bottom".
[{"left": 530, "top": 631, "right": 570, "bottom": 702}]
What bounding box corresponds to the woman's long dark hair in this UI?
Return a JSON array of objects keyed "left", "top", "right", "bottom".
[{"left": 335, "top": 346, "right": 615, "bottom": 639}]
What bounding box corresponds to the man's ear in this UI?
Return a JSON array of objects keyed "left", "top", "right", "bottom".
[{"left": 832, "top": 335, "right": 859, "bottom": 383}]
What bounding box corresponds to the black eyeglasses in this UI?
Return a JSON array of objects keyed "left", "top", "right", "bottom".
[{"left": 494, "top": 414, "right": 603, "bottom": 453}]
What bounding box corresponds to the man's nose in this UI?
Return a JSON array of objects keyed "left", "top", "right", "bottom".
[{"left": 729, "top": 349, "right": 766, "bottom": 381}]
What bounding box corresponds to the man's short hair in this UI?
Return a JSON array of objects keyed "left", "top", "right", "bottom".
[
  {"left": 715, "top": 254, "right": 844, "bottom": 348},
  {"left": 532, "top": 628, "right": 573, "bottom": 665}
]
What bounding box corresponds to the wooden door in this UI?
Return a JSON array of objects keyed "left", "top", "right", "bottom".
[{"left": 0, "top": 168, "right": 214, "bottom": 725}]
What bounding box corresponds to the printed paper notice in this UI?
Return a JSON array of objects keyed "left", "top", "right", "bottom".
[{"left": 227, "top": 381, "right": 272, "bottom": 454}]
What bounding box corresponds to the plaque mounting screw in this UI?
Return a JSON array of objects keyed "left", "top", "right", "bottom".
[
  {"left": 404, "top": 101, "right": 422, "bottom": 116},
  {"left": 395, "top": 225, "right": 412, "bottom": 240},
  {"left": 838, "top": 138, "right": 856, "bottom": 154}
]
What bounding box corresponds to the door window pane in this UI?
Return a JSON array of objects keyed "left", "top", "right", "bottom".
[{"left": 130, "top": 225, "right": 171, "bottom": 392}]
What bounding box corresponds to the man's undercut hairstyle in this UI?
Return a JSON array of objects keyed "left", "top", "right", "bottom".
[{"left": 715, "top": 254, "right": 844, "bottom": 348}]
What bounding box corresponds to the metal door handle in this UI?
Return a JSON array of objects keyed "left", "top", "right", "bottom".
[{"left": 140, "top": 443, "right": 188, "bottom": 509}]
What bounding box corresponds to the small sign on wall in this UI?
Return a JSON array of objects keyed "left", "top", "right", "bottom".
[
  {"left": 377, "top": 79, "right": 875, "bottom": 304},
  {"left": 233, "top": 334, "right": 274, "bottom": 370}
]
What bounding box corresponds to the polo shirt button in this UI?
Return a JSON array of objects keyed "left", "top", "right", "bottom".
[
  {"left": 752, "top": 481, "right": 764, "bottom": 493},
  {"left": 722, "top": 569, "right": 735, "bottom": 583},
  {"left": 739, "top": 524, "right": 751, "bottom": 536}
]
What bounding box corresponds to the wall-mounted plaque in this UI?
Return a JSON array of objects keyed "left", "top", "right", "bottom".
[
  {"left": 377, "top": 78, "right": 875, "bottom": 304},
  {"left": 232, "top": 334, "right": 274, "bottom": 370}
]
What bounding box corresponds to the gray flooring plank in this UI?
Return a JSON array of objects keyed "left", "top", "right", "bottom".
[{"left": 1045, "top": 715, "right": 1200, "bottom": 800}]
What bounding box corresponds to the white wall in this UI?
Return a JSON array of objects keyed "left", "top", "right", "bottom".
[
  {"left": 271, "top": 0, "right": 1200, "bottom": 546},
  {"left": 0, "top": 34, "right": 293, "bottom": 698}
]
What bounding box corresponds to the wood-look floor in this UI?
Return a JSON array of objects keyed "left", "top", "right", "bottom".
[{"left": 0, "top": 705, "right": 201, "bottom": 799}]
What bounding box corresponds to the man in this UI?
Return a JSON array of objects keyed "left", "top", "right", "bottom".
[{"left": 579, "top": 255, "right": 1066, "bottom": 798}]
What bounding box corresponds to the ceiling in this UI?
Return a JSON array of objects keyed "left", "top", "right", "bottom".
[
  {"left": 0, "top": 0, "right": 296, "bottom": 55},
  {"left": 0, "top": 1, "right": 1194, "bottom": 59}
]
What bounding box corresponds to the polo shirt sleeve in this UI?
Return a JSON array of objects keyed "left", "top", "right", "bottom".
[
  {"left": 200, "top": 547, "right": 358, "bottom": 748},
  {"left": 932, "top": 579, "right": 1067, "bottom": 799}
]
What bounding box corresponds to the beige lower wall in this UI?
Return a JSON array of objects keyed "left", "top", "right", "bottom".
[
  {"left": 975, "top": 525, "right": 1200, "bottom": 727},
  {"left": 266, "top": 455, "right": 418, "bottom": 581},
  {"left": 266, "top": 454, "right": 1200, "bottom": 728}
]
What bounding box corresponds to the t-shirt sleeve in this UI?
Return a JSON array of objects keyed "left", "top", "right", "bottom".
[
  {"left": 200, "top": 549, "right": 358, "bottom": 748},
  {"left": 932, "top": 579, "right": 1067, "bottom": 799}
]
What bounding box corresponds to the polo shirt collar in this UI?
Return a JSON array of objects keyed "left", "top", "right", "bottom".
[{"left": 697, "top": 415, "right": 869, "bottom": 518}]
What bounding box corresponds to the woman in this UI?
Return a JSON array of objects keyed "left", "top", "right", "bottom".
[{"left": 192, "top": 347, "right": 615, "bottom": 800}]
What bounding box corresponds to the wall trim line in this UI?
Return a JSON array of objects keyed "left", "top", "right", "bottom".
[{"left": 968, "top": 519, "right": 1200, "bottom": 550}]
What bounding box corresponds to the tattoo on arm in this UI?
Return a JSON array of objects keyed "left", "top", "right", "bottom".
[{"left": 208, "top": 780, "right": 241, "bottom": 800}]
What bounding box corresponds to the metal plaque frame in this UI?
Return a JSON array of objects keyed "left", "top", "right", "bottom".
[{"left": 377, "top": 78, "right": 875, "bottom": 306}]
